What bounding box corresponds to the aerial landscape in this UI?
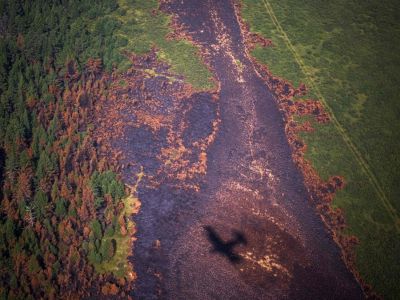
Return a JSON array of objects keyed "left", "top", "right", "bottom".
[{"left": 0, "top": 0, "right": 399, "bottom": 299}]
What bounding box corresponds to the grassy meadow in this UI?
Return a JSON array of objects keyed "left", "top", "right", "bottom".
[
  {"left": 112, "top": 0, "right": 214, "bottom": 89},
  {"left": 91, "top": 194, "right": 139, "bottom": 279},
  {"left": 241, "top": 0, "right": 400, "bottom": 297}
]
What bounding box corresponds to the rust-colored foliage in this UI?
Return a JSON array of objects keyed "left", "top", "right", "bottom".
[
  {"left": 95, "top": 49, "right": 220, "bottom": 192},
  {"left": 0, "top": 58, "right": 134, "bottom": 298},
  {"left": 233, "top": 1, "right": 375, "bottom": 297}
]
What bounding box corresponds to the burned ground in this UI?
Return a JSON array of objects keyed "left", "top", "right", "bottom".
[{"left": 95, "top": 0, "right": 364, "bottom": 299}]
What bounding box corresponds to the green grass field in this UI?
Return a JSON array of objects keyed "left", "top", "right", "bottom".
[
  {"left": 241, "top": 0, "right": 400, "bottom": 297},
  {"left": 112, "top": 0, "right": 214, "bottom": 90},
  {"left": 92, "top": 169, "right": 144, "bottom": 279},
  {"left": 92, "top": 195, "right": 138, "bottom": 279}
]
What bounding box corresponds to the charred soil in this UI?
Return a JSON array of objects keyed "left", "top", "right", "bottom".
[{"left": 97, "top": 0, "right": 365, "bottom": 299}]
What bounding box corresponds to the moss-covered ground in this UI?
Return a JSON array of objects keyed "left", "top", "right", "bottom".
[
  {"left": 241, "top": 0, "right": 400, "bottom": 297},
  {"left": 112, "top": 0, "right": 214, "bottom": 90},
  {"left": 92, "top": 170, "right": 144, "bottom": 279}
]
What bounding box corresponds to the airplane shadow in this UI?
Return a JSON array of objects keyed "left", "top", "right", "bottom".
[{"left": 203, "top": 225, "right": 248, "bottom": 264}]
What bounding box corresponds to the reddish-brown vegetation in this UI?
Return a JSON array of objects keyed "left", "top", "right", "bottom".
[
  {"left": 233, "top": 1, "right": 379, "bottom": 297},
  {"left": 1, "top": 57, "right": 136, "bottom": 298},
  {"left": 95, "top": 49, "right": 220, "bottom": 192}
]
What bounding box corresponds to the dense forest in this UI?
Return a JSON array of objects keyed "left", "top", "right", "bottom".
[{"left": 0, "top": 0, "right": 134, "bottom": 298}]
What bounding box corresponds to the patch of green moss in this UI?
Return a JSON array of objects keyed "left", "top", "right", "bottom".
[
  {"left": 110, "top": 0, "right": 214, "bottom": 90},
  {"left": 92, "top": 195, "right": 137, "bottom": 279}
]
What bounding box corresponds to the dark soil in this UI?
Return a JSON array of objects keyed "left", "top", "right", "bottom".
[{"left": 96, "top": 0, "right": 364, "bottom": 299}]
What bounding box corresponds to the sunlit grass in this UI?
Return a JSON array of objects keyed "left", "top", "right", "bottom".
[
  {"left": 92, "top": 195, "right": 138, "bottom": 279},
  {"left": 112, "top": 0, "right": 214, "bottom": 90},
  {"left": 93, "top": 169, "right": 144, "bottom": 280},
  {"left": 241, "top": 0, "right": 400, "bottom": 297}
]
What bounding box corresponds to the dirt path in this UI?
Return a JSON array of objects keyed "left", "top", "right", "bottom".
[{"left": 124, "top": 0, "right": 364, "bottom": 299}]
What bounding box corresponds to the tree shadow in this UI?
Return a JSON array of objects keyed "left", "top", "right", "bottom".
[{"left": 203, "top": 225, "right": 247, "bottom": 264}]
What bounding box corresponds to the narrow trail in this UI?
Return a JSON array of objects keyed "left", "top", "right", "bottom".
[
  {"left": 124, "top": 0, "right": 364, "bottom": 298},
  {"left": 261, "top": 0, "right": 400, "bottom": 232}
]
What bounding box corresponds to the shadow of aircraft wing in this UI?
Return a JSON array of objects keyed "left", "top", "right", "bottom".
[{"left": 203, "top": 226, "right": 246, "bottom": 264}]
